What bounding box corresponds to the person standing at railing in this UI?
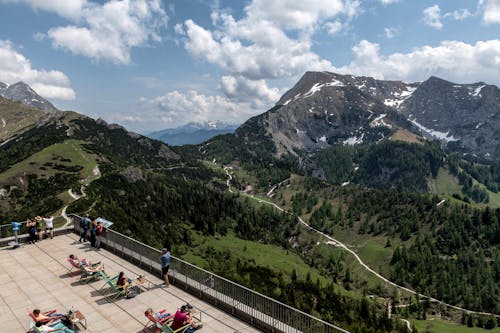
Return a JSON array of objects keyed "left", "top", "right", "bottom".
[
  {"left": 78, "top": 214, "right": 91, "bottom": 242},
  {"left": 35, "top": 216, "right": 44, "bottom": 241},
  {"left": 94, "top": 221, "right": 103, "bottom": 249},
  {"left": 160, "top": 247, "right": 171, "bottom": 287},
  {"left": 43, "top": 216, "right": 54, "bottom": 239},
  {"left": 27, "top": 219, "right": 37, "bottom": 244},
  {"left": 89, "top": 219, "right": 97, "bottom": 247}
]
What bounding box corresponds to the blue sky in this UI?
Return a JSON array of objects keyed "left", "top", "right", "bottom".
[{"left": 0, "top": 0, "right": 499, "bottom": 134}]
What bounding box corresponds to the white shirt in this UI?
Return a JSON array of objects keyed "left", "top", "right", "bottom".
[{"left": 43, "top": 217, "right": 54, "bottom": 228}]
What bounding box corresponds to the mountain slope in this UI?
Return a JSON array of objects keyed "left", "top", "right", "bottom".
[
  {"left": 269, "top": 72, "right": 500, "bottom": 160},
  {"left": 0, "top": 81, "right": 57, "bottom": 111},
  {"left": 401, "top": 76, "right": 500, "bottom": 159},
  {"left": 0, "top": 100, "right": 179, "bottom": 220}
]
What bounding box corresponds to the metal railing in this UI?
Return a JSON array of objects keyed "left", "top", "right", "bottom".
[
  {"left": 10, "top": 213, "right": 349, "bottom": 333},
  {"left": 0, "top": 221, "right": 73, "bottom": 247}
]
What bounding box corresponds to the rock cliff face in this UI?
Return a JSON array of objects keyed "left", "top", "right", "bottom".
[
  {"left": 0, "top": 81, "right": 57, "bottom": 111},
  {"left": 401, "top": 76, "right": 500, "bottom": 159},
  {"left": 239, "top": 71, "right": 500, "bottom": 160}
]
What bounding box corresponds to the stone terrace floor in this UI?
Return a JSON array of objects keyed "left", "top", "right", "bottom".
[{"left": 0, "top": 233, "right": 261, "bottom": 333}]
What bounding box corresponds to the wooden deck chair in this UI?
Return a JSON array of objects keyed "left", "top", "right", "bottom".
[
  {"left": 66, "top": 258, "right": 81, "bottom": 276},
  {"left": 143, "top": 309, "right": 173, "bottom": 333}
]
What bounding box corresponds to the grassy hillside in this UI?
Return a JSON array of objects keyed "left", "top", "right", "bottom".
[
  {"left": 0, "top": 139, "right": 99, "bottom": 184},
  {"left": 413, "top": 318, "right": 500, "bottom": 333}
]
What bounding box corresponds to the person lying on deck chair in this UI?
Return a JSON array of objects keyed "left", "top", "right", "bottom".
[
  {"left": 35, "top": 321, "right": 74, "bottom": 333},
  {"left": 68, "top": 254, "right": 103, "bottom": 270},
  {"left": 31, "top": 309, "right": 65, "bottom": 324}
]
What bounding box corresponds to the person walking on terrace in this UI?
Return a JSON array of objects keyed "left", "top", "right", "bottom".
[
  {"left": 78, "top": 214, "right": 91, "bottom": 242},
  {"left": 160, "top": 247, "right": 171, "bottom": 287}
]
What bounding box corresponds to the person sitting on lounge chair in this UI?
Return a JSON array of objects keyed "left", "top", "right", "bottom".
[
  {"left": 116, "top": 271, "right": 132, "bottom": 296},
  {"left": 68, "top": 254, "right": 103, "bottom": 270},
  {"left": 35, "top": 321, "right": 74, "bottom": 333},
  {"left": 170, "top": 305, "right": 203, "bottom": 332},
  {"left": 145, "top": 308, "right": 171, "bottom": 322}
]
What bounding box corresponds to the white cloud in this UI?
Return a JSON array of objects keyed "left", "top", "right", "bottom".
[
  {"left": 145, "top": 90, "right": 261, "bottom": 127},
  {"left": 0, "top": 40, "right": 75, "bottom": 100},
  {"left": 483, "top": 0, "right": 500, "bottom": 24},
  {"left": 379, "top": 0, "right": 399, "bottom": 4},
  {"left": 337, "top": 39, "right": 500, "bottom": 85},
  {"left": 423, "top": 5, "right": 473, "bottom": 29},
  {"left": 243, "top": 0, "right": 354, "bottom": 31},
  {"left": 175, "top": 0, "right": 364, "bottom": 122},
  {"left": 13, "top": 0, "right": 167, "bottom": 64},
  {"left": 423, "top": 5, "right": 443, "bottom": 29},
  {"left": 0, "top": 0, "right": 86, "bottom": 20},
  {"left": 180, "top": 0, "right": 348, "bottom": 81},
  {"left": 220, "top": 75, "right": 282, "bottom": 106},
  {"left": 324, "top": 21, "right": 344, "bottom": 35},
  {"left": 384, "top": 27, "right": 398, "bottom": 39},
  {"left": 443, "top": 9, "right": 472, "bottom": 20}
]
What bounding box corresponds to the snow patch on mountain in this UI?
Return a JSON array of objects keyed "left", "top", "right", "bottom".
[
  {"left": 1, "top": 118, "right": 5, "bottom": 128},
  {"left": 410, "top": 118, "right": 458, "bottom": 142},
  {"left": 383, "top": 86, "right": 417, "bottom": 109},
  {"left": 370, "top": 114, "right": 392, "bottom": 128},
  {"left": 343, "top": 133, "right": 364, "bottom": 145},
  {"left": 471, "top": 85, "right": 486, "bottom": 97},
  {"left": 283, "top": 79, "right": 345, "bottom": 105}
]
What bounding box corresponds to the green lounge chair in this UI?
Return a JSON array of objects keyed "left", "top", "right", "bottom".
[
  {"left": 99, "top": 271, "right": 129, "bottom": 301},
  {"left": 78, "top": 263, "right": 102, "bottom": 283}
]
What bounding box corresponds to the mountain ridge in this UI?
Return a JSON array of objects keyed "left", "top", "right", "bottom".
[
  {"left": 0, "top": 81, "right": 57, "bottom": 111},
  {"left": 240, "top": 71, "right": 500, "bottom": 160},
  {"left": 148, "top": 121, "right": 239, "bottom": 146}
]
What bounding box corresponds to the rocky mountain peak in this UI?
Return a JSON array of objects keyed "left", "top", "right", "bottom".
[
  {"left": 0, "top": 81, "right": 57, "bottom": 111},
  {"left": 239, "top": 71, "right": 500, "bottom": 160}
]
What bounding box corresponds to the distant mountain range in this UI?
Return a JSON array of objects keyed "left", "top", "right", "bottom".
[
  {"left": 148, "top": 121, "right": 239, "bottom": 146},
  {"left": 0, "top": 81, "right": 57, "bottom": 111}
]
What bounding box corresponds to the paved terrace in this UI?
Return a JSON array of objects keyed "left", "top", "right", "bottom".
[{"left": 0, "top": 233, "right": 261, "bottom": 333}]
